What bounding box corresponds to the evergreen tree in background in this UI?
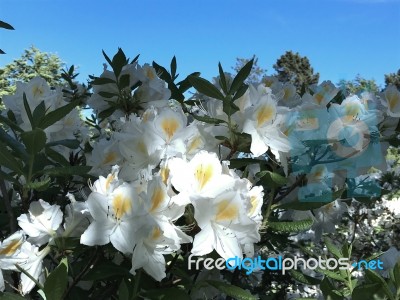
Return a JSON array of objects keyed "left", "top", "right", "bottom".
[
  {"left": 338, "top": 75, "right": 380, "bottom": 95},
  {"left": 273, "top": 50, "right": 319, "bottom": 90},
  {"left": 385, "top": 69, "right": 400, "bottom": 89},
  {"left": 0, "top": 46, "right": 65, "bottom": 97},
  {"left": 233, "top": 55, "right": 267, "bottom": 84}
]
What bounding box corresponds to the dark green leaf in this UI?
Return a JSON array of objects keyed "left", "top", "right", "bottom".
[
  {"left": 20, "top": 128, "right": 47, "bottom": 155},
  {"left": 0, "top": 292, "right": 25, "bottom": 299},
  {"left": 98, "top": 91, "right": 118, "bottom": 98},
  {"left": 178, "top": 72, "right": 200, "bottom": 93},
  {"left": 267, "top": 218, "right": 313, "bottom": 233},
  {"left": 141, "top": 287, "right": 190, "bottom": 300},
  {"left": 232, "top": 83, "right": 249, "bottom": 101},
  {"left": 98, "top": 106, "right": 117, "bottom": 120},
  {"left": 316, "top": 267, "right": 347, "bottom": 282},
  {"left": 289, "top": 269, "right": 321, "bottom": 285},
  {"left": 229, "top": 59, "right": 253, "bottom": 95},
  {"left": 119, "top": 74, "right": 130, "bottom": 89},
  {"left": 23, "top": 93, "right": 34, "bottom": 128},
  {"left": 0, "top": 20, "right": 14, "bottom": 30},
  {"left": 0, "top": 142, "right": 23, "bottom": 174},
  {"left": 188, "top": 76, "right": 225, "bottom": 100},
  {"left": 32, "top": 101, "right": 46, "bottom": 123},
  {"left": 26, "top": 177, "right": 51, "bottom": 191},
  {"left": 191, "top": 114, "right": 227, "bottom": 125},
  {"left": 38, "top": 99, "right": 79, "bottom": 129},
  {"left": 218, "top": 62, "right": 228, "bottom": 94},
  {"left": 319, "top": 278, "right": 343, "bottom": 300},
  {"left": 43, "top": 257, "right": 68, "bottom": 300},
  {"left": 229, "top": 158, "right": 266, "bottom": 169},
  {"left": 0, "top": 127, "right": 28, "bottom": 160},
  {"left": 0, "top": 114, "right": 23, "bottom": 132},
  {"left": 112, "top": 48, "right": 127, "bottom": 78},
  {"left": 82, "top": 261, "right": 131, "bottom": 281},
  {"left": 171, "top": 56, "right": 177, "bottom": 79},
  {"left": 91, "top": 77, "right": 117, "bottom": 85},
  {"left": 257, "top": 170, "right": 288, "bottom": 187},
  {"left": 46, "top": 139, "right": 80, "bottom": 149},
  {"left": 153, "top": 61, "right": 172, "bottom": 82},
  {"left": 205, "top": 280, "right": 257, "bottom": 300},
  {"left": 352, "top": 283, "right": 383, "bottom": 300},
  {"left": 365, "top": 269, "right": 395, "bottom": 300},
  {"left": 324, "top": 238, "right": 343, "bottom": 259},
  {"left": 40, "top": 166, "right": 92, "bottom": 177},
  {"left": 222, "top": 99, "right": 240, "bottom": 116}
]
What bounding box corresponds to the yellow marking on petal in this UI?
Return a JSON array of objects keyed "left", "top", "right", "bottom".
[
  {"left": 160, "top": 167, "right": 170, "bottom": 185},
  {"left": 256, "top": 104, "right": 275, "bottom": 127},
  {"left": 263, "top": 78, "right": 274, "bottom": 87},
  {"left": 387, "top": 93, "right": 400, "bottom": 111},
  {"left": 103, "top": 152, "right": 118, "bottom": 165},
  {"left": 112, "top": 194, "right": 132, "bottom": 219},
  {"left": 32, "top": 86, "right": 44, "bottom": 98},
  {"left": 314, "top": 93, "right": 324, "bottom": 105},
  {"left": 151, "top": 226, "right": 162, "bottom": 240},
  {"left": 137, "top": 141, "right": 148, "bottom": 155},
  {"left": 150, "top": 187, "right": 165, "bottom": 213},
  {"left": 0, "top": 239, "right": 22, "bottom": 256},
  {"left": 105, "top": 174, "right": 114, "bottom": 191},
  {"left": 312, "top": 165, "right": 326, "bottom": 181},
  {"left": 215, "top": 199, "right": 238, "bottom": 222},
  {"left": 146, "top": 68, "right": 156, "bottom": 80},
  {"left": 187, "top": 136, "right": 202, "bottom": 154},
  {"left": 249, "top": 196, "right": 258, "bottom": 216},
  {"left": 161, "top": 118, "right": 180, "bottom": 141},
  {"left": 195, "top": 163, "right": 214, "bottom": 190}
]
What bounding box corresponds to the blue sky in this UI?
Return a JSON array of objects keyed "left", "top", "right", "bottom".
[{"left": 0, "top": 0, "right": 399, "bottom": 87}]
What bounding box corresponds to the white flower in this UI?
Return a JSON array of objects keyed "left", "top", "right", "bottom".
[
  {"left": 381, "top": 85, "right": 400, "bottom": 117},
  {"left": 80, "top": 182, "right": 147, "bottom": 254},
  {"left": 17, "top": 200, "right": 63, "bottom": 246}
]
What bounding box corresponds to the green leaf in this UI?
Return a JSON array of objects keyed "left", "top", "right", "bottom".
[
  {"left": 232, "top": 83, "right": 249, "bottom": 101},
  {"left": 171, "top": 56, "right": 177, "bottom": 79},
  {"left": 111, "top": 48, "right": 127, "bottom": 78},
  {"left": 393, "top": 260, "right": 400, "bottom": 289},
  {"left": 267, "top": 218, "right": 314, "bottom": 233},
  {"left": 229, "top": 59, "right": 253, "bottom": 95},
  {"left": 205, "top": 280, "right": 257, "bottom": 300},
  {"left": 222, "top": 98, "right": 240, "bottom": 116},
  {"left": 26, "top": 177, "right": 51, "bottom": 191},
  {"left": 98, "top": 106, "right": 117, "bottom": 120},
  {"left": 316, "top": 267, "right": 347, "bottom": 282},
  {"left": 40, "top": 166, "right": 92, "bottom": 177},
  {"left": 91, "top": 77, "right": 117, "bottom": 85},
  {"left": 32, "top": 101, "right": 47, "bottom": 123},
  {"left": 352, "top": 283, "right": 383, "bottom": 300},
  {"left": 257, "top": 170, "right": 288, "bottom": 187},
  {"left": 365, "top": 269, "right": 395, "bottom": 300},
  {"left": 141, "top": 287, "right": 191, "bottom": 300},
  {"left": 98, "top": 91, "right": 118, "bottom": 98},
  {"left": 0, "top": 142, "right": 23, "bottom": 174},
  {"left": 319, "top": 278, "right": 343, "bottom": 300},
  {"left": 0, "top": 169, "right": 19, "bottom": 184},
  {"left": 289, "top": 269, "right": 321, "bottom": 285},
  {"left": 153, "top": 61, "right": 172, "bottom": 82},
  {"left": 0, "top": 292, "right": 25, "bottom": 299},
  {"left": 118, "top": 278, "right": 131, "bottom": 300},
  {"left": 228, "top": 158, "right": 266, "bottom": 169},
  {"left": 218, "top": 62, "right": 228, "bottom": 94},
  {"left": 177, "top": 72, "right": 200, "bottom": 93},
  {"left": 42, "top": 257, "right": 68, "bottom": 300},
  {"left": 191, "top": 114, "right": 227, "bottom": 125},
  {"left": 82, "top": 261, "right": 131, "bottom": 281},
  {"left": 0, "top": 114, "right": 23, "bottom": 132},
  {"left": 38, "top": 99, "right": 79, "bottom": 129},
  {"left": 188, "top": 76, "right": 225, "bottom": 100},
  {"left": 46, "top": 139, "right": 80, "bottom": 149},
  {"left": 23, "top": 93, "right": 34, "bottom": 128},
  {"left": 0, "top": 20, "right": 15, "bottom": 30},
  {"left": 0, "top": 127, "right": 28, "bottom": 160},
  {"left": 324, "top": 238, "right": 343, "bottom": 259},
  {"left": 102, "top": 50, "right": 113, "bottom": 67},
  {"left": 20, "top": 128, "right": 47, "bottom": 155},
  {"left": 118, "top": 74, "right": 130, "bottom": 89}
]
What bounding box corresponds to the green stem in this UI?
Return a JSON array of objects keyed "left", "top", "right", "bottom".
[
  {"left": 262, "top": 188, "right": 275, "bottom": 227},
  {"left": 15, "top": 264, "right": 45, "bottom": 290}
]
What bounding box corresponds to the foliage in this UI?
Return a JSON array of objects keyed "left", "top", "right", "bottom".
[
  {"left": 232, "top": 55, "right": 266, "bottom": 84},
  {"left": 273, "top": 50, "right": 319, "bottom": 90},
  {"left": 0, "top": 48, "right": 399, "bottom": 300},
  {"left": 0, "top": 46, "right": 65, "bottom": 97},
  {"left": 385, "top": 69, "right": 400, "bottom": 90},
  {"left": 338, "top": 75, "right": 380, "bottom": 95}
]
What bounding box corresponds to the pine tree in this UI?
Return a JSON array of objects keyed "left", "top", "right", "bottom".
[
  {"left": 385, "top": 69, "right": 400, "bottom": 89},
  {"left": 338, "top": 75, "right": 380, "bottom": 95},
  {"left": 273, "top": 50, "right": 319, "bottom": 89},
  {"left": 233, "top": 55, "right": 266, "bottom": 84}
]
